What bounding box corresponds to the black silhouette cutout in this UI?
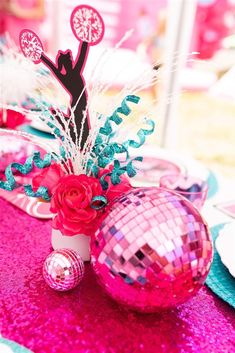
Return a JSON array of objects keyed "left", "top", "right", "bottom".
[{"left": 40, "top": 41, "right": 89, "bottom": 148}]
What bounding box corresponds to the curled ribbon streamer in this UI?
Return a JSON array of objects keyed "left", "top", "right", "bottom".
[
  {"left": 87, "top": 95, "right": 140, "bottom": 176},
  {"left": 97, "top": 119, "right": 153, "bottom": 183},
  {"left": 24, "top": 185, "right": 51, "bottom": 201},
  {"left": 123, "top": 119, "right": 155, "bottom": 150},
  {"left": 86, "top": 156, "right": 101, "bottom": 176},
  {"left": 99, "top": 157, "right": 143, "bottom": 190},
  {"left": 87, "top": 95, "right": 155, "bottom": 189},
  {"left": 99, "top": 173, "right": 110, "bottom": 190},
  {"left": 96, "top": 143, "right": 129, "bottom": 169},
  {"left": 59, "top": 146, "right": 66, "bottom": 159},
  {"left": 90, "top": 195, "right": 108, "bottom": 210},
  {"left": 125, "top": 157, "right": 143, "bottom": 178},
  {"left": 95, "top": 118, "right": 153, "bottom": 184},
  {"left": 110, "top": 157, "right": 143, "bottom": 183},
  {"left": 0, "top": 151, "right": 53, "bottom": 199},
  {"left": 97, "top": 95, "right": 140, "bottom": 142},
  {"left": 99, "top": 159, "right": 128, "bottom": 189},
  {"left": 109, "top": 160, "right": 124, "bottom": 185}
]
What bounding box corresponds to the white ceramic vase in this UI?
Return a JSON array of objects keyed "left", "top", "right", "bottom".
[{"left": 51, "top": 228, "right": 91, "bottom": 261}]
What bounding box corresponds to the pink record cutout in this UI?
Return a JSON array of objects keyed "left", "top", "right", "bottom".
[
  {"left": 19, "top": 29, "right": 44, "bottom": 64},
  {"left": 70, "top": 5, "right": 105, "bottom": 45},
  {"left": 0, "top": 188, "right": 52, "bottom": 219}
]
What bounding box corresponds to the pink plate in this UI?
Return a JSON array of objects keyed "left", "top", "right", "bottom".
[{"left": 133, "top": 157, "right": 183, "bottom": 185}]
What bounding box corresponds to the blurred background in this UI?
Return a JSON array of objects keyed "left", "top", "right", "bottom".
[{"left": 1, "top": 0, "right": 235, "bottom": 178}]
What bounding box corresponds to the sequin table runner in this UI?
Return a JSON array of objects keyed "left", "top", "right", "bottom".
[{"left": 0, "top": 197, "right": 235, "bottom": 353}]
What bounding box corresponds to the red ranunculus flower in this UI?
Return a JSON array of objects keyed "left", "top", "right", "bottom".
[
  {"left": 32, "top": 164, "right": 65, "bottom": 197},
  {"left": 50, "top": 174, "right": 103, "bottom": 236}
]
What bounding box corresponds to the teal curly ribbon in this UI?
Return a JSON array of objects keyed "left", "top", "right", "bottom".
[
  {"left": 123, "top": 119, "right": 155, "bottom": 149},
  {"left": 99, "top": 119, "right": 154, "bottom": 179},
  {"left": 100, "top": 157, "right": 143, "bottom": 189},
  {"left": 111, "top": 157, "right": 143, "bottom": 182},
  {"left": 97, "top": 120, "right": 154, "bottom": 176},
  {"left": 87, "top": 95, "right": 141, "bottom": 176},
  {"left": 95, "top": 143, "right": 129, "bottom": 169},
  {"left": 86, "top": 142, "right": 129, "bottom": 177},
  {"left": 59, "top": 146, "right": 66, "bottom": 159},
  {"left": 125, "top": 156, "right": 143, "bottom": 177},
  {"left": 24, "top": 185, "right": 51, "bottom": 201},
  {"left": 90, "top": 195, "right": 108, "bottom": 210},
  {"left": 86, "top": 95, "right": 155, "bottom": 189},
  {"left": 0, "top": 151, "right": 53, "bottom": 200},
  {"left": 86, "top": 157, "right": 99, "bottom": 178},
  {"left": 97, "top": 95, "right": 140, "bottom": 141}
]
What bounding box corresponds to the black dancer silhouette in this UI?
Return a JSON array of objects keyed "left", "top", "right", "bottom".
[{"left": 40, "top": 41, "right": 89, "bottom": 149}]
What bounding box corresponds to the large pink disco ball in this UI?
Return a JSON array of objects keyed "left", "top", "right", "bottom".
[{"left": 91, "top": 187, "right": 213, "bottom": 312}]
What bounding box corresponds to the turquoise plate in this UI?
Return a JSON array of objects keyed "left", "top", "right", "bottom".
[
  {"left": 0, "top": 338, "right": 33, "bottom": 353},
  {"left": 206, "top": 224, "right": 235, "bottom": 308}
]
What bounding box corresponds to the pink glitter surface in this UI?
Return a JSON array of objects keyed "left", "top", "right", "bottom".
[{"left": 0, "top": 197, "right": 235, "bottom": 353}]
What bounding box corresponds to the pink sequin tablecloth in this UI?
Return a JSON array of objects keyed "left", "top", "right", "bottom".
[{"left": 0, "top": 197, "right": 235, "bottom": 353}]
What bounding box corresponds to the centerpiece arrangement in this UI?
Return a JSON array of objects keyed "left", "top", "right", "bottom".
[{"left": 0, "top": 5, "right": 213, "bottom": 312}]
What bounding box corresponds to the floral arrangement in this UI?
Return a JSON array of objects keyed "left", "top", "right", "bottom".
[
  {"left": 0, "top": 5, "right": 156, "bottom": 238},
  {"left": 32, "top": 162, "right": 132, "bottom": 236},
  {"left": 0, "top": 6, "right": 213, "bottom": 314},
  {"left": 0, "top": 94, "right": 154, "bottom": 237}
]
